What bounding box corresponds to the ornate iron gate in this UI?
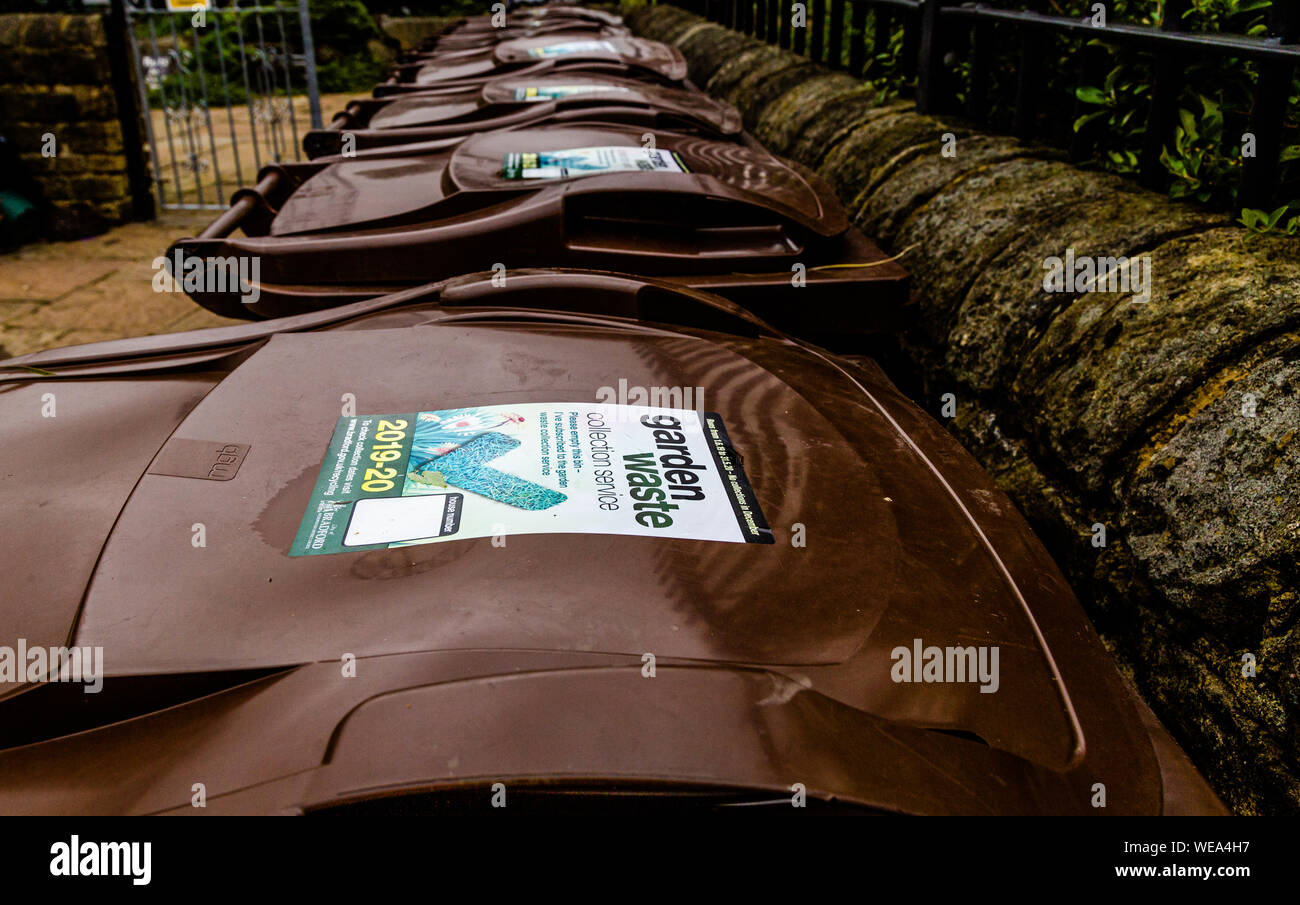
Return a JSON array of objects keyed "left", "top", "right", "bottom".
[{"left": 121, "top": 0, "right": 322, "bottom": 210}]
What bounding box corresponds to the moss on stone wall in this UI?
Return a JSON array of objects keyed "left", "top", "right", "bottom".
[{"left": 628, "top": 4, "right": 1300, "bottom": 814}]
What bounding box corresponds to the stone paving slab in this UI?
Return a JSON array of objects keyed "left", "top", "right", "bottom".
[
  {"left": 0, "top": 211, "right": 243, "bottom": 360},
  {"left": 1, "top": 91, "right": 360, "bottom": 360}
]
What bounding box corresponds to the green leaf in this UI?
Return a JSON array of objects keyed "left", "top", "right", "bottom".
[
  {"left": 1198, "top": 95, "right": 1223, "bottom": 138},
  {"left": 1075, "top": 86, "right": 1108, "bottom": 105},
  {"left": 1073, "top": 110, "right": 1110, "bottom": 132},
  {"left": 1103, "top": 64, "right": 1122, "bottom": 93},
  {"left": 1172, "top": 125, "right": 1189, "bottom": 156},
  {"left": 1162, "top": 148, "right": 1186, "bottom": 175},
  {"left": 1239, "top": 208, "right": 1266, "bottom": 230}
]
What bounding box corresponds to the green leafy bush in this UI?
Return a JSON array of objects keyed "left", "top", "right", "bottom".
[
  {"left": 815, "top": 0, "right": 1299, "bottom": 233},
  {"left": 138, "top": 0, "right": 390, "bottom": 108},
  {"left": 1067, "top": 1, "right": 1295, "bottom": 220}
]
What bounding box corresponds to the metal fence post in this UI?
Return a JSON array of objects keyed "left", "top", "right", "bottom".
[
  {"left": 916, "top": 0, "right": 954, "bottom": 114},
  {"left": 1013, "top": 0, "right": 1046, "bottom": 140},
  {"left": 1240, "top": 2, "right": 1299, "bottom": 211},
  {"left": 298, "top": 0, "right": 323, "bottom": 130},
  {"left": 1069, "top": 0, "right": 1111, "bottom": 161},
  {"left": 809, "top": 0, "right": 824, "bottom": 62},
  {"left": 848, "top": 1, "right": 866, "bottom": 76},
  {"left": 1138, "top": 0, "right": 1191, "bottom": 191},
  {"left": 827, "top": 0, "right": 844, "bottom": 69}
]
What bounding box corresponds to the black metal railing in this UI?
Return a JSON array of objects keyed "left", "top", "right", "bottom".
[{"left": 673, "top": 0, "right": 1299, "bottom": 213}]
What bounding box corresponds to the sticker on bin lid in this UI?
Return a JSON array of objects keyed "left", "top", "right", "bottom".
[
  {"left": 525, "top": 40, "right": 618, "bottom": 58},
  {"left": 513, "top": 83, "right": 634, "bottom": 102},
  {"left": 502, "top": 146, "right": 688, "bottom": 180},
  {"left": 289, "top": 403, "right": 772, "bottom": 556}
]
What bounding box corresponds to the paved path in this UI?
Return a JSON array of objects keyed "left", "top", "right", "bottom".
[
  {"left": 1, "top": 92, "right": 361, "bottom": 360},
  {"left": 0, "top": 211, "right": 244, "bottom": 360}
]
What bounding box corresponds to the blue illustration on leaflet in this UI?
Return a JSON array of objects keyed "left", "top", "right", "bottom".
[
  {"left": 501, "top": 146, "right": 688, "bottom": 180},
  {"left": 409, "top": 407, "right": 526, "bottom": 462},
  {"left": 289, "top": 402, "right": 774, "bottom": 557},
  {"left": 407, "top": 409, "right": 567, "bottom": 512},
  {"left": 525, "top": 40, "right": 617, "bottom": 58},
  {"left": 513, "top": 83, "right": 633, "bottom": 102}
]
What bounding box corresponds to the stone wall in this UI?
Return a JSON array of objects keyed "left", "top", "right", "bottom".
[
  {"left": 627, "top": 4, "right": 1300, "bottom": 814},
  {"left": 0, "top": 13, "right": 144, "bottom": 240}
]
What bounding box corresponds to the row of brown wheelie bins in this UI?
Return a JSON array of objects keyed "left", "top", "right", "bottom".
[
  {"left": 167, "top": 2, "right": 909, "bottom": 346},
  {"left": 0, "top": 2, "right": 1225, "bottom": 815}
]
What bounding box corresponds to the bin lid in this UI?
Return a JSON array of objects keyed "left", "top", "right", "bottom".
[
  {"left": 523, "top": 6, "right": 624, "bottom": 26},
  {"left": 426, "top": 23, "right": 630, "bottom": 57},
  {"left": 432, "top": 22, "right": 631, "bottom": 48},
  {"left": 368, "top": 75, "right": 740, "bottom": 135},
  {"left": 414, "top": 37, "right": 687, "bottom": 85},
  {"left": 452, "top": 6, "right": 624, "bottom": 32},
  {"left": 269, "top": 124, "right": 844, "bottom": 239},
  {"left": 495, "top": 35, "right": 682, "bottom": 69},
  {"left": 0, "top": 271, "right": 1167, "bottom": 813}
]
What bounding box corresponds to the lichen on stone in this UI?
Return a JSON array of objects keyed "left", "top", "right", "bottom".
[{"left": 624, "top": 1, "right": 1300, "bottom": 816}]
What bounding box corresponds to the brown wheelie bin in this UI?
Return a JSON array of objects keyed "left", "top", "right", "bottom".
[
  {"left": 167, "top": 123, "right": 908, "bottom": 343},
  {"left": 374, "top": 36, "right": 688, "bottom": 97},
  {"left": 0, "top": 270, "right": 1225, "bottom": 815},
  {"left": 305, "top": 74, "right": 743, "bottom": 158}
]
